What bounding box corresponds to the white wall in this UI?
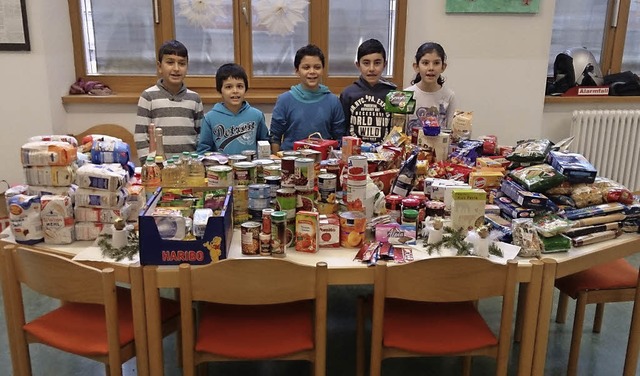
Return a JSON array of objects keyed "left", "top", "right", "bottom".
[{"left": 1, "top": 0, "right": 639, "bottom": 184}]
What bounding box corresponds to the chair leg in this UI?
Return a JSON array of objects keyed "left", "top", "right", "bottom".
[
  {"left": 356, "top": 296, "right": 370, "bottom": 376},
  {"left": 593, "top": 303, "right": 605, "bottom": 333},
  {"left": 461, "top": 356, "right": 472, "bottom": 376},
  {"left": 556, "top": 292, "right": 569, "bottom": 323},
  {"left": 567, "top": 293, "right": 588, "bottom": 376}
]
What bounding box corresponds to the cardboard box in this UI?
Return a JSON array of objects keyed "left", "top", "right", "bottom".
[
  {"left": 548, "top": 151, "right": 597, "bottom": 184},
  {"left": 450, "top": 189, "right": 486, "bottom": 231},
  {"left": 293, "top": 136, "right": 339, "bottom": 160},
  {"left": 139, "top": 187, "right": 233, "bottom": 265},
  {"left": 495, "top": 195, "right": 536, "bottom": 219},
  {"left": 500, "top": 179, "right": 548, "bottom": 209},
  {"left": 369, "top": 169, "right": 399, "bottom": 195}
]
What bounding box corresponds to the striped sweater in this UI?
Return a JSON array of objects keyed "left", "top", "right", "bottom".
[{"left": 134, "top": 79, "right": 204, "bottom": 164}]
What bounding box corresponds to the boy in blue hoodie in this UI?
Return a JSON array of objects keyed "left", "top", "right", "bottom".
[
  {"left": 197, "top": 63, "right": 269, "bottom": 155},
  {"left": 340, "top": 39, "right": 397, "bottom": 143},
  {"left": 270, "top": 44, "right": 346, "bottom": 152}
]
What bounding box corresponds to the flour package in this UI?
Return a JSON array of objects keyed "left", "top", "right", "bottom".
[
  {"left": 75, "top": 188, "right": 128, "bottom": 209},
  {"left": 76, "top": 163, "right": 129, "bottom": 191},
  {"left": 27, "top": 185, "right": 78, "bottom": 204},
  {"left": 40, "top": 195, "right": 75, "bottom": 244},
  {"left": 21, "top": 141, "right": 78, "bottom": 167},
  {"left": 8, "top": 194, "right": 44, "bottom": 244},
  {"left": 74, "top": 204, "right": 132, "bottom": 223},
  {"left": 24, "top": 165, "right": 76, "bottom": 186},
  {"left": 75, "top": 221, "right": 105, "bottom": 241}
]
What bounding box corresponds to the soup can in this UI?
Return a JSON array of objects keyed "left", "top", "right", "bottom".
[
  {"left": 253, "top": 159, "right": 275, "bottom": 183},
  {"left": 296, "top": 189, "right": 316, "bottom": 212},
  {"left": 325, "top": 159, "right": 342, "bottom": 191},
  {"left": 248, "top": 183, "right": 271, "bottom": 199},
  {"left": 233, "top": 185, "right": 249, "bottom": 211},
  {"left": 227, "top": 154, "right": 248, "bottom": 166},
  {"left": 241, "top": 149, "right": 256, "bottom": 161},
  {"left": 280, "top": 156, "right": 298, "bottom": 187},
  {"left": 263, "top": 164, "right": 281, "bottom": 177},
  {"left": 339, "top": 211, "right": 367, "bottom": 248},
  {"left": 264, "top": 176, "right": 281, "bottom": 198},
  {"left": 275, "top": 188, "right": 297, "bottom": 220},
  {"left": 240, "top": 221, "right": 261, "bottom": 255},
  {"left": 206, "top": 165, "right": 233, "bottom": 187},
  {"left": 347, "top": 155, "right": 368, "bottom": 177},
  {"left": 294, "top": 157, "right": 315, "bottom": 190},
  {"left": 233, "top": 161, "right": 257, "bottom": 186},
  {"left": 282, "top": 151, "right": 301, "bottom": 158},
  {"left": 346, "top": 176, "right": 366, "bottom": 213},
  {"left": 318, "top": 173, "right": 337, "bottom": 203}
]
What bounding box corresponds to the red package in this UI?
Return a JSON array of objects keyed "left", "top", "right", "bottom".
[
  {"left": 370, "top": 169, "right": 399, "bottom": 195},
  {"left": 293, "top": 132, "right": 339, "bottom": 160}
]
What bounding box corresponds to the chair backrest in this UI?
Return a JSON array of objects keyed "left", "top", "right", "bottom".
[
  {"left": 379, "top": 256, "right": 519, "bottom": 303},
  {"left": 0, "top": 245, "right": 121, "bottom": 374},
  {"left": 179, "top": 258, "right": 328, "bottom": 305},
  {"left": 74, "top": 123, "right": 138, "bottom": 165}
]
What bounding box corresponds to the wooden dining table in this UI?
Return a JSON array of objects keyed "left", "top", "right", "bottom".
[{"left": 2, "top": 228, "right": 640, "bottom": 376}]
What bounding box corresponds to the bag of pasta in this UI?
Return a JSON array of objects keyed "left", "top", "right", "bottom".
[
  {"left": 512, "top": 218, "right": 543, "bottom": 258},
  {"left": 508, "top": 164, "right": 566, "bottom": 192},
  {"left": 506, "top": 139, "right": 553, "bottom": 163}
]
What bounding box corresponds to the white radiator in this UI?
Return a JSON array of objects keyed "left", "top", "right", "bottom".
[{"left": 569, "top": 110, "right": 640, "bottom": 191}]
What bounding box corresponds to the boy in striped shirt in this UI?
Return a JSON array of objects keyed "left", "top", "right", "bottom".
[{"left": 134, "top": 40, "right": 204, "bottom": 165}]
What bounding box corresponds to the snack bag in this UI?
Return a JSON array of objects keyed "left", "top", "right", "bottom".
[
  {"left": 506, "top": 139, "right": 553, "bottom": 163},
  {"left": 451, "top": 110, "right": 473, "bottom": 143},
  {"left": 384, "top": 91, "right": 416, "bottom": 114},
  {"left": 508, "top": 164, "right": 566, "bottom": 192}
]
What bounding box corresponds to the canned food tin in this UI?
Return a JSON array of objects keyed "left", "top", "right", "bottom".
[
  {"left": 270, "top": 211, "right": 287, "bottom": 256},
  {"left": 233, "top": 185, "right": 249, "bottom": 208},
  {"left": 263, "top": 164, "right": 281, "bottom": 177},
  {"left": 233, "top": 161, "right": 257, "bottom": 186},
  {"left": 248, "top": 197, "right": 270, "bottom": 210},
  {"left": 275, "top": 188, "right": 296, "bottom": 219},
  {"left": 294, "top": 157, "right": 315, "bottom": 190},
  {"left": 248, "top": 183, "right": 271, "bottom": 199},
  {"left": 240, "top": 221, "right": 261, "bottom": 255},
  {"left": 206, "top": 165, "right": 233, "bottom": 187},
  {"left": 280, "top": 156, "right": 298, "bottom": 187},
  {"left": 264, "top": 176, "right": 281, "bottom": 198},
  {"left": 318, "top": 173, "right": 337, "bottom": 203},
  {"left": 253, "top": 159, "right": 275, "bottom": 183},
  {"left": 347, "top": 155, "right": 368, "bottom": 177},
  {"left": 282, "top": 151, "right": 301, "bottom": 158},
  {"left": 325, "top": 159, "right": 342, "bottom": 191},
  {"left": 262, "top": 208, "right": 274, "bottom": 234},
  {"left": 227, "top": 154, "right": 248, "bottom": 166},
  {"left": 259, "top": 232, "right": 272, "bottom": 255},
  {"left": 296, "top": 189, "right": 316, "bottom": 212},
  {"left": 241, "top": 149, "right": 256, "bottom": 161}
]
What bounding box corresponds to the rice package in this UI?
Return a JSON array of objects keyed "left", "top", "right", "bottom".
[
  {"left": 91, "top": 139, "right": 131, "bottom": 165},
  {"left": 506, "top": 139, "right": 553, "bottom": 163},
  {"left": 21, "top": 141, "right": 77, "bottom": 166},
  {"left": 76, "top": 163, "right": 129, "bottom": 191},
  {"left": 508, "top": 164, "right": 565, "bottom": 192},
  {"left": 40, "top": 195, "right": 75, "bottom": 244},
  {"left": 8, "top": 194, "right": 44, "bottom": 244}
]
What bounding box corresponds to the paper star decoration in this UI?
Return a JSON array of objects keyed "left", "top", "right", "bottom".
[
  {"left": 253, "top": 0, "right": 309, "bottom": 36},
  {"left": 177, "top": 0, "right": 226, "bottom": 29}
]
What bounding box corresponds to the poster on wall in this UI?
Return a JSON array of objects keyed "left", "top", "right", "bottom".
[
  {"left": 446, "top": 0, "right": 540, "bottom": 14},
  {"left": 0, "top": 0, "right": 30, "bottom": 51}
]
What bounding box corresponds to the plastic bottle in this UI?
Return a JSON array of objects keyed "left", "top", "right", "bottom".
[
  {"left": 155, "top": 155, "right": 165, "bottom": 171},
  {"left": 187, "top": 153, "right": 205, "bottom": 186},
  {"left": 147, "top": 123, "right": 157, "bottom": 157},
  {"left": 162, "top": 159, "right": 180, "bottom": 187},
  {"left": 141, "top": 156, "right": 161, "bottom": 187},
  {"left": 154, "top": 127, "right": 165, "bottom": 159},
  {"left": 172, "top": 155, "right": 184, "bottom": 185},
  {"left": 180, "top": 151, "right": 191, "bottom": 184}
]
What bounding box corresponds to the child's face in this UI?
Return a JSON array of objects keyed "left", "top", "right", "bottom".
[
  {"left": 356, "top": 52, "right": 386, "bottom": 86},
  {"left": 296, "top": 55, "right": 323, "bottom": 90},
  {"left": 220, "top": 77, "right": 246, "bottom": 112},
  {"left": 413, "top": 51, "right": 447, "bottom": 88},
  {"left": 157, "top": 54, "right": 188, "bottom": 92}
]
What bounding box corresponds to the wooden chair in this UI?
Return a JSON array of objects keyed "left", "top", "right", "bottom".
[
  {"left": 177, "top": 258, "right": 328, "bottom": 376},
  {"left": 555, "top": 258, "right": 639, "bottom": 376},
  {"left": 366, "top": 257, "right": 541, "bottom": 376},
  {"left": 74, "top": 123, "right": 138, "bottom": 165},
  {"left": 624, "top": 262, "right": 640, "bottom": 376},
  {"left": 0, "top": 245, "right": 179, "bottom": 376}
]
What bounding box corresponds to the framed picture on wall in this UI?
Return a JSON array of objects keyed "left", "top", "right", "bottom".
[
  {"left": 0, "top": 0, "right": 31, "bottom": 51},
  {"left": 446, "top": 0, "right": 540, "bottom": 14}
]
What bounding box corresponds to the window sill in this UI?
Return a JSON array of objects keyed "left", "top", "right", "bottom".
[
  {"left": 62, "top": 91, "right": 280, "bottom": 105},
  {"left": 544, "top": 95, "right": 640, "bottom": 104}
]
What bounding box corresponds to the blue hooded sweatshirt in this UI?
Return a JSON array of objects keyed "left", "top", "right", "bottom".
[
  {"left": 270, "top": 84, "right": 346, "bottom": 150},
  {"left": 197, "top": 101, "right": 269, "bottom": 155}
]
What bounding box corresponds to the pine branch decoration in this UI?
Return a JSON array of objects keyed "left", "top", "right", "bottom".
[
  {"left": 423, "top": 226, "right": 473, "bottom": 255},
  {"left": 98, "top": 231, "right": 139, "bottom": 262}
]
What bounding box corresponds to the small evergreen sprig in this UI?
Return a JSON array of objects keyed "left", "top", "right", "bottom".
[
  {"left": 97, "top": 231, "right": 139, "bottom": 262},
  {"left": 423, "top": 226, "right": 473, "bottom": 255}
]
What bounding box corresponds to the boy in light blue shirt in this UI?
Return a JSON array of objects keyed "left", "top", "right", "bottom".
[
  {"left": 269, "top": 44, "right": 345, "bottom": 152},
  {"left": 197, "top": 63, "right": 269, "bottom": 155}
]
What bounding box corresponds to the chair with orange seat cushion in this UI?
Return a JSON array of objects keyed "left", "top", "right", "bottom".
[
  {"left": 555, "top": 258, "right": 639, "bottom": 376},
  {"left": 0, "top": 245, "right": 180, "bottom": 376},
  {"left": 367, "top": 257, "right": 542, "bottom": 376},
  {"left": 177, "top": 258, "right": 328, "bottom": 376}
]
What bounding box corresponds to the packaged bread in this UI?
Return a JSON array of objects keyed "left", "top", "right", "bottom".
[
  {"left": 23, "top": 165, "right": 76, "bottom": 186},
  {"left": 21, "top": 141, "right": 77, "bottom": 166}
]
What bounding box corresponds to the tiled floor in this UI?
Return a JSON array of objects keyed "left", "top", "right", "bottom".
[{"left": 2, "top": 256, "right": 640, "bottom": 376}]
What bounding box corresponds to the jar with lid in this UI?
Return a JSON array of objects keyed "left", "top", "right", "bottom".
[
  {"left": 270, "top": 211, "right": 287, "bottom": 256},
  {"left": 385, "top": 194, "right": 403, "bottom": 224},
  {"left": 402, "top": 209, "right": 419, "bottom": 229}
]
